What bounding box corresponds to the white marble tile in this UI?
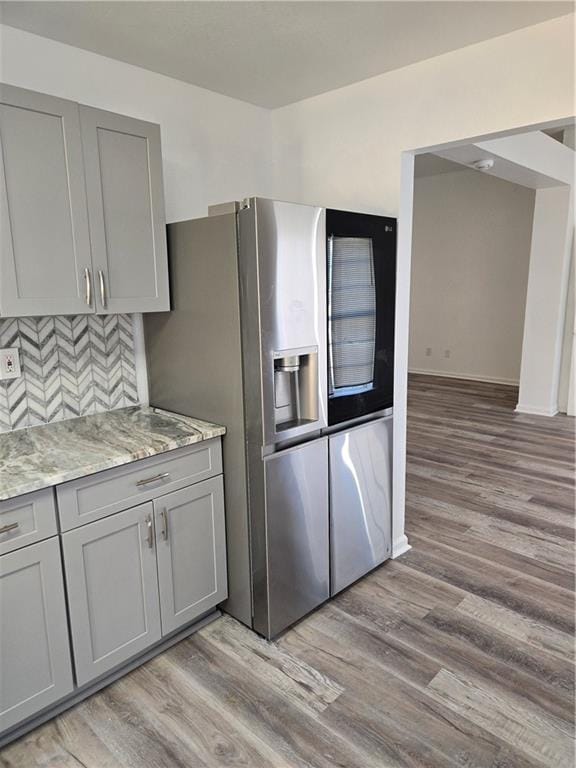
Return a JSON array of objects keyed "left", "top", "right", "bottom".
[{"left": 0, "top": 314, "right": 138, "bottom": 432}]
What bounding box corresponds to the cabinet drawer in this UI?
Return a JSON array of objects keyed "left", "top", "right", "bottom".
[
  {"left": 0, "top": 489, "right": 58, "bottom": 556},
  {"left": 57, "top": 439, "right": 222, "bottom": 531}
]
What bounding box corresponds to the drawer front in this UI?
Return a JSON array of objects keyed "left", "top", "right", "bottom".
[
  {"left": 0, "top": 489, "right": 58, "bottom": 555},
  {"left": 57, "top": 439, "right": 222, "bottom": 531}
]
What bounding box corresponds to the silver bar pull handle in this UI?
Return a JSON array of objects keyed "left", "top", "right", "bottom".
[
  {"left": 84, "top": 267, "right": 92, "bottom": 306},
  {"left": 98, "top": 269, "right": 106, "bottom": 309},
  {"left": 0, "top": 522, "right": 19, "bottom": 535},
  {"left": 160, "top": 509, "right": 168, "bottom": 541},
  {"left": 136, "top": 472, "right": 170, "bottom": 488},
  {"left": 146, "top": 515, "right": 154, "bottom": 549},
  {"left": 160, "top": 509, "right": 168, "bottom": 540}
]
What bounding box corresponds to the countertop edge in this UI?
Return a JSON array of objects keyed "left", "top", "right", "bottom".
[{"left": 0, "top": 412, "right": 226, "bottom": 503}]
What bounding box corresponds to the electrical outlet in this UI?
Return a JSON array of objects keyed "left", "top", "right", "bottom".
[
  {"left": 0, "top": 348, "right": 21, "bottom": 380},
  {"left": 444, "top": 349, "right": 451, "bottom": 359},
  {"left": 425, "top": 347, "right": 432, "bottom": 357}
]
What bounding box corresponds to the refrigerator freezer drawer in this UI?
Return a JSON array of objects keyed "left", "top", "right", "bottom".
[
  {"left": 256, "top": 438, "right": 329, "bottom": 638},
  {"left": 329, "top": 417, "right": 392, "bottom": 596}
]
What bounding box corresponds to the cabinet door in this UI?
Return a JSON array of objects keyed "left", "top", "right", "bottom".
[
  {"left": 0, "top": 537, "right": 73, "bottom": 734},
  {"left": 0, "top": 85, "right": 93, "bottom": 317},
  {"left": 79, "top": 106, "right": 169, "bottom": 314},
  {"left": 62, "top": 502, "right": 161, "bottom": 686},
  {"left": 155, "top": 478, "right": 227, "bottom": 635}
]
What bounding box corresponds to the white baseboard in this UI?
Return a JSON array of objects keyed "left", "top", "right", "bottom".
[
  {"left": 408, "top": 368, "right": 519, "bottom": 387},
  {"left": 515, "top": 403, "right": 559, "bottom": 417},
  {"left": 392, "top": 535, "right": 411, "bottom": 559}
]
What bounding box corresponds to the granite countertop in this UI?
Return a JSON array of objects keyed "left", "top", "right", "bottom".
[{"left": 0, "top": 406, "right": 226, "bottom": 502}]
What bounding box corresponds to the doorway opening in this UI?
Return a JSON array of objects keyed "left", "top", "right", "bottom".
[{"left": 392, "top": 119, "right": 575, "bottom": 557}]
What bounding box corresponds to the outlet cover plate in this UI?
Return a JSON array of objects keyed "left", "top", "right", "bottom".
[{"left": 0, "top": 348, "right": 21, "bottom": 380}]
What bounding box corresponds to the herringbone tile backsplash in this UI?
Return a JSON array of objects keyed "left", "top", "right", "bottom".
[{"left": 0, "top": 315, "right": 139, "bottom": 432}]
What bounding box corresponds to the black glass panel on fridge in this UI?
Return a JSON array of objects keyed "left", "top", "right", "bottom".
[{"left": 326, "top": 208, "right": 396, "bottom": 427}]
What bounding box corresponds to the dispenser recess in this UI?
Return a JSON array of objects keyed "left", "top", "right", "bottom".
[{"left": 273, "top": 347, "right": 319, "bottom": 433}]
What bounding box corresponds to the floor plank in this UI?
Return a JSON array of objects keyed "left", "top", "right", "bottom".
[
  {"left": 427, "top": 668, "right": 573, "bottom": 768},
  {"left": 456, "top": 593, "right": 574, "bottom": 661},
  {"left": 2, "top": 374, "right": 574, "bottom": 768}
]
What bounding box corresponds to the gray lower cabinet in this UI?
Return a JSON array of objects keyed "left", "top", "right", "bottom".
[
  {"left": 155, "top": 478, "right": 227, "bottom": 635},
  {"left": 57, "top": 439, "right": 222, "bottom": 531},
  {"left": 79, "top": 106, "right": 169, "bottom": 314},
  {"left": 0, "top": 537, "right": 73, "bottom": 733},
  {"left": 0, "top": 84, "right": 92, "bottom": 317},
  {"left": 62, "top": 502, "right": 162, "bottom": 687},
  {"left": 0, "top": 488, "right": 58, "bottom": 556},
  {"left": 0, "top": 441, "right": 227, "bottom": 739}
]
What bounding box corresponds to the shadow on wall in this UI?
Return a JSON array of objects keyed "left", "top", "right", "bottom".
[{"left": 408, "top": 163, "right": 535, "bottom": 387}]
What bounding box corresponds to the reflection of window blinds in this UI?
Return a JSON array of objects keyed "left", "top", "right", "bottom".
[{"left": 328, "top": 236, "right": 376, "bottom": 395}]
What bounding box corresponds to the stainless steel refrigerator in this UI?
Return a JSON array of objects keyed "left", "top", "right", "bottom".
[
  {"left": 324, "top": 206, "right": 396, "bottom": 595},
  {"left": 144, "top": 197, "right": 394, "bottom": 639}
]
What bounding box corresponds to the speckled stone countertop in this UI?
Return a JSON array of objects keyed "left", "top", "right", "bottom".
[{"left": 0, "top": 406, "right": 226, "bottom": 502}]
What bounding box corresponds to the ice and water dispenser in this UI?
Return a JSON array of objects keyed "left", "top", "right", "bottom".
[{"left": 273, "top": 347, "right": 319, "bottom": 433}]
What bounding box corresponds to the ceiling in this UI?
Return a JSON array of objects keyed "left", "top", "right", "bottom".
[
  {"left": 1, "top": 2, "right": 573, "bottom": 108},
  {"left": 417, "top": 145, "right": 563, "bottom": 188},
  {"left": 434, "top": 132, "right": 574, "bottom": 189},
  {"left": 414, "top": 154, "right": 467, "bottom": 178}
]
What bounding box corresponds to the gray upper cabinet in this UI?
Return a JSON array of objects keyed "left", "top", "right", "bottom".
[
  {"left": 0, "top": 537, "right": 73, "bottom": 733},
  {"left": 0, "top": 85, "right": 93, "bottom": 317},
  {"left": 0, "top": 84, "right": 169, "bottom": 318},
  {"left": 155, "top": 477, "right": 227, "bottom": 635},
  {"left": 80, "top": 106, "right": 169, "bottom": 313}
]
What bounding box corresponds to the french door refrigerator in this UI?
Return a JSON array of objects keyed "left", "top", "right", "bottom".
[
  {"left": 324, "top": 208, "right": 396, "bottom": 595},
  {"left": 144, "top": 198, "right": 329, "bottom": 639}
]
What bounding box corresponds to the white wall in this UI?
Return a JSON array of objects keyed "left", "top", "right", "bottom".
[
  {"left": 269, "top": 13, "right": 574, "bottom": 557},
  {"left": 558, "top": 239, "right": 575, "bottom": 414},
  {"left": 271, "top": 15, "right": 574, "bottom": 214},
  {"left": 409, "top": 169, "right": 535, "bottom": 385},
  {"left": 558, "top": 126, "right": 576, "bottom": 416},
  {"left": 434, "top": 129, "right": 575, "bottom": 413},
  {"left": 0, "top": 25, "right": 274, "bottom": 222},
  {"left": 517, "top": 185, "right": 574, "bottom": 416}
]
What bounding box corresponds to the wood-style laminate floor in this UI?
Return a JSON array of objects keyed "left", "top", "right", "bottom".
[{"left": 2, "top": 375, "right": 574, "bottom": 768}]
